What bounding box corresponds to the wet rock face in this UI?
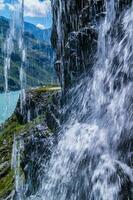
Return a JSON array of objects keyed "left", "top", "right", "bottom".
[
  {"left": 17, "top": 89, "right": 61, "bottom": 197},
  {"left": 51, "top": 0, "right": 132, "bottom": 90},
  {"left": 15, "top": 88, "right": 61, "bottom": 132},
  {"left": 51, "top": 0, "right": 99, "bottom": 89},
  {"left": 21, "top": 123, "right": 54, "bottom": 196}
]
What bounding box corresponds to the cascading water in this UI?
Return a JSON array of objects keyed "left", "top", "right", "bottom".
[
  {"left": 27, "top": 1, "right": 133, "bottom": 200},
  {"left": 12, "top": 135, "right": 24, "bottom": 200},
  {"left": 19, "top": 0, "right": 27, "bottom": 113},
  {"left": 3, "top": 0, "right": 26, "bottom": 113},
  {"left": 3, "top": 0, "right": 26, "bottom": 198},
  {"left": 3, "top": 0, "right": 16, "bottom": 116}
]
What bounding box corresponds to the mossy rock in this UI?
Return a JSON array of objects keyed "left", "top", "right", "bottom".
[
  {"left": 32, "top": 85, "right": 61, "bottom": 94},
  {"left": 0, "top": 116, "right": 40, "bottom": 199},
  {"left": 0, "top": 170, "right": 14, "bottom": 199},
  {"left": 0, "top": 86, "right": 60, "bottom": 199},
  {"left": 0, "top": 116, "right": 25, "bottom": 199}
]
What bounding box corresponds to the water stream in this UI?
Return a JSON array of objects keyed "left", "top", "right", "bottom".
[{"left": 0, "top": 91, "right": 20, "bottom": 124}]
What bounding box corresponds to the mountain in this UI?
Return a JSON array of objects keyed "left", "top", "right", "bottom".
[
  {"left": 0, "top": 16, "right": 51, "bottom": 43},
  {"left": 24, "top": 22, "right": 51, "bottom": 44},
  {"left": 0, "top": 16, "right": 57, "bottom": 92}
]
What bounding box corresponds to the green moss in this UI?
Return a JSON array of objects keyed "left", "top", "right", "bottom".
[
  {"left": 0, "top": 116, "right": 25, "bottom": 199},
  {"left": 0, "top": 115, "right": 39, "bottom": 199},
  {"left": 0, "top": 117, "right": 53, "bottom": 199},
  {"left": 32, "top": 85, "right": 61, "bottom": 94},
  {"left": 0, "top": 116, "right": 25, "bottom": 149},
  {"left": 0, "top": 170, "right": 14, "bottom": 199}
]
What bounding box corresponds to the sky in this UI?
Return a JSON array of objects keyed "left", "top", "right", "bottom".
[{"left": 0, "top": 0, "right": 52, "bottom": 29}]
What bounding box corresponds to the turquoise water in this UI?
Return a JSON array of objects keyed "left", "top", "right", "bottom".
[{"left": 0, "top": 91, "right": 20, "bottom": 124}]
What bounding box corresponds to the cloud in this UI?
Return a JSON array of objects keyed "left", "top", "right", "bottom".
[
  {"left": 6, "top": 3, "right": 16, "bottom": 11},
  {"left": 6, "top": 0, "right": 51, "bottom": 18},
  {"left": 0, "top": 0, "right": 4, "bottom": 10},
  {"left": 24, "top": 0, "right": 51, "bottom": 17},
  {"left": 36, "top": 23, "right": 45, "bottom": 30}
]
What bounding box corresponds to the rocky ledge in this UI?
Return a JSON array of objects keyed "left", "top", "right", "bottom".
[{"left": 0, "top": 86, "right": 61, "bottom": 199}]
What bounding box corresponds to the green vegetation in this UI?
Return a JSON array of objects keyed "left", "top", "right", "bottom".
[
  {"left": 32, "top": 85, "right": 61, "bottom": 94},
  {"left": 0, "top": 170, "right": 14, "bottom": 199},
  {"left": 0, "top": 113, "right": 44, "bottom": 199},
  {"left": 0, "top": 115, "right": 24, "bottom": 199}
]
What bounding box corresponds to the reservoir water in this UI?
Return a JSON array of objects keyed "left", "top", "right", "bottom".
[{"left": 0, "top": 91, "right": 20, "bottom": 124}]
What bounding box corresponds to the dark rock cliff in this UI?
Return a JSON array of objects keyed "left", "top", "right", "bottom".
[
  {"left": 51, "top": 0, "right": 132, "bottom": 90},
  {"left": 15, "top": 87, "right": 61, "bottom": 131}
]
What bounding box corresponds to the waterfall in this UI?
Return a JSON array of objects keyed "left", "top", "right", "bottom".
[
  {"left": 3, "top": 0, "right": 16, "bottom": 116},
  {"left": 3, "top": 0, "right": 26, "bottom": 113},
  {"left": 19, "top": 0, "right": 27, "bottom": 113},
  {"left": 11, "top": 135, "right": 24, "bottom": 199},
  {"left": 27, "top": 1, "right": 133, "bottom": 200}
]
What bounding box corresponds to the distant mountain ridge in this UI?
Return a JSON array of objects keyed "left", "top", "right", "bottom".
[
  {"left": 0, "top": 16, "right": 51, "bottom": 44},
  {"left": 24, "top": 21, "right": 51, "bottom": 44}
]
